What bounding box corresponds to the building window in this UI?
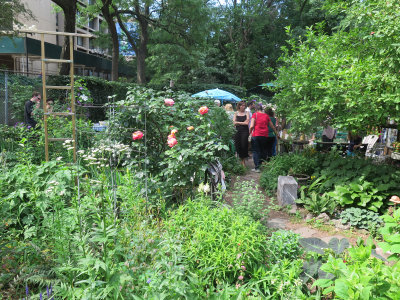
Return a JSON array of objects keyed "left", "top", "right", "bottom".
[
  {"left": 89, "top": 39, "right": 94, "bottom": 49},
  {"left": 77, "top": 37, "right": 84, "bottom": 47},
  {"left": 88, "top": 19, "right": 95, "bottom": 29}
]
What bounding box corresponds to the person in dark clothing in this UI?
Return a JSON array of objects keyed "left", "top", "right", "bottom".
[
  {"left": 233, "top": 101, "right": 250, "bottom": 167},
  {"left": 347, "top": 132, "right": 362, "bottom": 156},
  {"left": 24, "top": 91, "right": 41, "bottom": 128}
]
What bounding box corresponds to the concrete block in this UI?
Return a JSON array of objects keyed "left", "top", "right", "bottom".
[{"left": 277, "top": 175, "right": 298, "bottom": 206}]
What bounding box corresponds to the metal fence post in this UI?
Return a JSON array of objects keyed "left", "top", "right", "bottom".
[{"left": 4, "top": 70, "right": 8, "bottom": 125}]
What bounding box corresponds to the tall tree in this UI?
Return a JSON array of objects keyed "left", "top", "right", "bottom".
[
  {"left": 51, "top": 0, "right": 78, "bottom": 75},
  {"left": 82, "top": 0, "right": 119, "bottom": 81},
  {"left": 115, "top": 0, "right": 211, "bottom": 84}
]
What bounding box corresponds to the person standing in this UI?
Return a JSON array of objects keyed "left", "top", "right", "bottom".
[
  {"left": 249, "top": 103, "right": 279, "bottom": 172},
  {"left": 233, "top": 101, "right": 250, "bottom": 167},
  {"left": 24, "top": 91, "right": 41, "bottom": 128}
]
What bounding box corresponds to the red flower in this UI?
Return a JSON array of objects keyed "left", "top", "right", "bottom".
[
  {"left": 370, "top": 31, "right": 375, "bottom": 35},
  {"left": 198, "top": 106, "right": 209, "bottom": 115},
  {"left": 132, "top": 131, "right": 144, "bottom": 140},
  {"left": 164, "top": 98, "right": 175, "bottom": 106},
  {"left": 168, "top": 137, "right": 178, "bottom": 147}
]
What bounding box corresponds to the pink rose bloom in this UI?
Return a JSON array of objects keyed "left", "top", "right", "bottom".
[
  {"left": 132, "top": 131, "right": 144, "bottom": 140},
  {"left": 164, "top": 98, "right": 175, "bottom": 106},
  {"left": 238, "top": 275, "right": 244, "bottom": 281},
  {"left": 168, "top": 137, "right": 178, "bottom": 147},
  {"left": 171, "top": 129, "right": 178, "bottom": 135},
  {"left": 198, "top": 106, "right": 209, "bottom": 115},
  {"left": 241, "top": 265, "right": 246, "bottom": 271}
]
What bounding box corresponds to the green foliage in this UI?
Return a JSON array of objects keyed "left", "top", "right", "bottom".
[
  {"left": 266, "top": 230, "right": 304, "bottom": 264},
  {"left": 6, "top": 75, "right": 42, "bottom": 121},
  {"left": 313, "top": 239, "right": 400, "bottom": 299},
  {"left": 164, "top": 196, "right": 267, "bottom": 284},
  {"left": 340, "top": 207, "right": 383, "bottom": 230},
  {"left": 379, "top": 208, "right": 400, "bottom": 261},
  {"left": 231, "top": 181, "right": 268, "bottom": 222},
  {"left": 260, "top": 153, "right": 319, "bottom": 194},
  {"left": 297, "top": 190, "right": 337, "bottom": 215},
  {"left": 108, "top": 86, "right": 232, "bottom": 200},
  {"left": 327, "top": 178, "right": 388, "bottom": 212},
  {"left": 273, "top": 0, "right": 400, "bottom": 132},
  {"left": 0, "top": 0, "right": 34, "bottom": 31},
  {"left": 300, "top": 237, "right": 349, "bottom": 256}
]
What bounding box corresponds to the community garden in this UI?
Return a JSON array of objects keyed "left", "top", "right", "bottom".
[
  {"left": 1, "top": 77, "right": 400, "bottom": 299},
  {"left": 2, "top": 0, "right": 400, "bottom": 299}
]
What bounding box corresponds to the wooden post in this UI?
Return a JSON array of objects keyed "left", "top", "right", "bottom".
[
  {"left": 41, "top": 34, "right": 49, "bottom": 162},
  {"left": 70, "top": 35, "right": 77, "bottom": 163}
]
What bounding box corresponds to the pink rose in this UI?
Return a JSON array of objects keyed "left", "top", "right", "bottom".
[
  {"left": 168, "top": 137, "right": 178, "bottom": 147},
  {"left": 238, "top": 275, "right": 244, "bottom": 281},
  {"left": 198, "top": 106, "right": 209, "bottom": 115},
  {"left": 241, "top": 265, "right": 246, "bottom": 271},
  {"left": 164, "top": 98, "right": 175, "bottom": 106},
  {"left": 132, "top": 131, "right": 144, "bottom": 140}
]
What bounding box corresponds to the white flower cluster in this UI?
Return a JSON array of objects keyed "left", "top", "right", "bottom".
[
  {"left": 197, "top": 182, "right": 210, "bottom": 193},
  {"left": 45, "top": 180, "right": 66, "bottom": 196},
  {"left": 62, "top": 139, "right": 75, "bottom": 151},
  {"left": 77, "top": 140, "right": 132, "bottom": 168}
]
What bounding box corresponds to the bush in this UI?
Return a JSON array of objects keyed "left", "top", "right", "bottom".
[
  {"left": 231, "top": 180, "right": 268, "bottom": 222},
  {"left": 266, "top": 230, "right": 304, "bottom": 264},
  {"left": 108, "top": 86, "right": 233, "bottom": 200},
  {"left": 260, "top": 153, "right": 319, "bottom": 194},
  {"left": 340, "top": 207, "right": 383, "bottom": 230},
  {"left": 164, "top": 196, "right": 267, "bottom": 284}
]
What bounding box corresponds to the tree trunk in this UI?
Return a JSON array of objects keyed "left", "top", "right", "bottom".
[
  {"left": 101, "top": 6, "right": 119, "bottom": 81},
  {"left": 136, "top": 50, "right": 146, "bottom": 84},
  {"left": 59, "top": 2, "right": 77, "bottom": 75},
  {"left": 136, "top": 7, "right": 149, "bottom": 84}
]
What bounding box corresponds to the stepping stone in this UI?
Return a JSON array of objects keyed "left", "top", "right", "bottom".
[
  {"left": 267, "top": 218, "right": 287, "bottom": 229},
  {"left": 293, "top": 227, "right": 318, "bottom": 238}
]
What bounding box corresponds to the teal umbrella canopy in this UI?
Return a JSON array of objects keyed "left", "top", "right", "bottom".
[{"left": 191, "top": 88, "right": 241, "bottom": 103}]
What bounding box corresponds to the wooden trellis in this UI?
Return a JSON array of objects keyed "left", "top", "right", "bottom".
[{"left": 18, "top": 29, "right": 92, "bottom": 162}]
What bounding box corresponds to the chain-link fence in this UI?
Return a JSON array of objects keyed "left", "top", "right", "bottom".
[{"left": 0, "top": 69, "right": 44, "bottom": 126}]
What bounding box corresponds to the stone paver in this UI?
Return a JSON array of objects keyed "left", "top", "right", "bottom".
[
  {"left": 267, "top": 218, "right": 287, "bottom": 229},
  {"left": 292, "top": 227, "right": 318, "bottom": 238}
]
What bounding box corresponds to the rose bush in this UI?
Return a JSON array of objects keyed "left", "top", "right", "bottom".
[{"left": 107, "top": 87, "right": 234, "bottom": 201}]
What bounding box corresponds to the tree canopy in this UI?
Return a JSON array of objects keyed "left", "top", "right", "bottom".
[{"left": 272, "top": 0, "right": 400, "bottom": 133}]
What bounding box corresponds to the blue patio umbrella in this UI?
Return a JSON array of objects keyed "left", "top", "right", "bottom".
[{"left": 191, "top": 88, "right": 241, "bottom": 104}]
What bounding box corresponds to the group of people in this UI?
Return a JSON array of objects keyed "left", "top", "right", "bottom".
[{"left": 227, "top": 100, "right": 279, "bottom": 172}]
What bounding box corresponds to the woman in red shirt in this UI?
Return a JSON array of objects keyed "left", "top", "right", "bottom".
[{"left": 249, "top": 103, "right": 279, "bottom": 172}]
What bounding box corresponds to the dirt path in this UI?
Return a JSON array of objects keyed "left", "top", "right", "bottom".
[{"left": 225, "top": 157, "right": 387, "bottom": 256}]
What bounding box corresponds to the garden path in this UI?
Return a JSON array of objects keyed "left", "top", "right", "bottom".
[{"left": 225, "top": 158, "right": 389, "bottom": 259}]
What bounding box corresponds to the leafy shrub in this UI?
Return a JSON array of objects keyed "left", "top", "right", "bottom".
[
  {"left": 266, "top": 230, "right": 303, "bottom": 264},
  {"left": 296, "top": 190, "right": 337, "bottom": 215},
  {"left": 260, "top": 153, "right": 319, "bottom": 194},
  {"left": 379, "top": 207, "right": 400, "bottom": 261},
  {"left": 314, "top": 239, "right": 400, "bottom": 299},
  {"left": 231, "top": 181, "right": 268, "bottom": 222},
  {"left": 164, "top": 196, "right": 267, "bottom": 284},
  {"left": 327, "top": 178, "right": 389, "bottom": 212},
  {"left": 340, "top": 207, "right": 383, "bottom": 230},
  {"left": 108, "top": 86, "right": 233, "bottom": 200},
  {"left": 312, "top": 155, "right": 400, "bottom": 198}
]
